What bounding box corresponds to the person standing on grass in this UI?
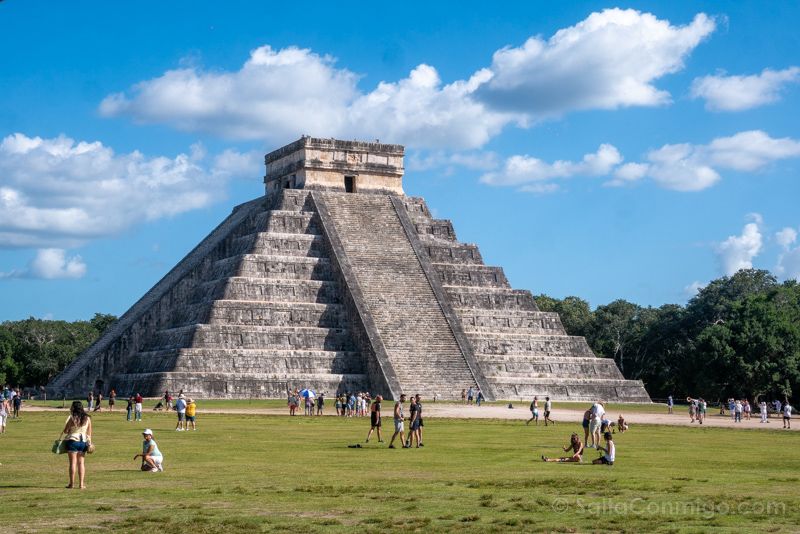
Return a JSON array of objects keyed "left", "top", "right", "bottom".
[
  {"left": 164, "top": 390, "right": 173, "bottom": 412},
  {"left": 581, "top": 408, "right": 591, "bottom": 445},
  {"left": 461, "top": 389, "right": 466, "bottom": 404},
  {"left": 687, "top": 397, "right": 696, "bottom": 423},
  {"left": 12, "top": 390, "right": 22, "bottom": 419},
  {"left": 476, "top": 389, "right": 484, "bottom": 406},
  {"left": 406, "top": 396, "right": 420, "bottom": 448},
  {"left": 175, "top": 394, "right": 187, "bottom": 431},
  {"left": 542, "top": 433, "right": 584, "bottom": 463},
  {"left": 760, "top": 400, "right": 769, "bottom": 423},
  {"left": 185, "top": 398, "right": 197, "bottom": 430},
  {"left": 134, "top": 392, "right": 143, "bottom": 421},
  {"left": 108, "top": 389, "right": 116, "bottom": 412},
  {"left": 366, "top": 395, "right": 383, "bottom": 443},
  {"left": 87, "top": 391, "right": 94, "bottom": 412},
  {"left": 317, "top": 393, "right": 325, "bottom": 416},
  {"left": 783, "top": 402, "right": 792, "bottom": 429},
  {"left": 526, "top": 396, "right": 540, "bottom": 426},
  {"left": 126, "top": 396, "right": 134, "bottom": 421},
  {"left": 729, "top": 398, "right": 736, "bottom": 420},
  {"left": 61, "top": 400, "right": 93, "bottom": 488},
  {"left": 543, "top": 397, "right": 554, "bottom": 426},
  {"left": 589, "top": 402, "right": 604, "bottom": 448},
  {"left": 94, "top": 392, "right": 103, "bottom": 412},
  {"left": 667, "top": 395, "right": 673, "bottom": 414},
  {"left": 388, "top": 394, "right": 407, "bottom": 449},
  {"left": 467, "top": 387, "right": 474, "bottom": 405},
  {"left": 743, "top": 399, "right": 751, "bottom": 420},
  {"left": 0, "top": 397, "right": 8, "bottom": 433},
  {"left": 592, "top": 432, "right": 615, "bottom": 465},
  {"left": 415, "top": 394, "right": 425, "bottom": 447},
  {"left": 734, "top": 399, "right": 743, "bottom": 423},
  {"left": 134, "top": 429, "right": 164, "bottom": 472},
  {"left": 696, "top": 398, "right": 706, "bottom": 424}
]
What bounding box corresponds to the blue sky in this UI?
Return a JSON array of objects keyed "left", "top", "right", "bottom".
[{"left": 1, "top": 1, "right": 799, "bottom": 321}]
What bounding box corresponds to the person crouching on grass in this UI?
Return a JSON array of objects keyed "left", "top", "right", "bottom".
[
  {"left": 134, "top": 429, "right": 164, "bottom": 472},
  {"left": 592, "top": 432, "right": 615, "bottom": 466},
  {"left": 542, "top": 433, "right": 584, "bottom": 463}
]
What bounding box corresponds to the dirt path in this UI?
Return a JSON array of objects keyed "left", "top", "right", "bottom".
[{"left": 23, "top": 404, "right": 797, "bottom": 431}]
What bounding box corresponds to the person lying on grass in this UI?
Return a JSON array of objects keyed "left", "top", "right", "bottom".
[
  {"left": 592, "top": 432, "right": 615, "bottom": 466},
  {"left": 542, "top": 433, "right": 584, "bottom": 463}
]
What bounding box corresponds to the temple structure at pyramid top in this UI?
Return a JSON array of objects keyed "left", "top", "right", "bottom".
[
  {"left": 265, "top": 137, "right": 405, "bottom": 195},
  {"left": 48, "top": 137, "right": 650, "bottom": 403}
]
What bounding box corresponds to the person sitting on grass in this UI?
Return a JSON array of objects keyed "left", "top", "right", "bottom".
[
  {"left": 617, "top": 415, "right": 628, "bottom": 433},
  {"left": 134, "top": 429, "right": 164, "bottom": 472},
  {"left": 592, "top": 432, "right": 615, "bottom": 466},
  {"left": 542, "top": 433, "right": 584, "bottom": 463}
]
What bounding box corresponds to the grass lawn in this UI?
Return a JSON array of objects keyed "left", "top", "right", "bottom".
[{"left": 1, "top": 409, "right": 798, "bottom": 533}]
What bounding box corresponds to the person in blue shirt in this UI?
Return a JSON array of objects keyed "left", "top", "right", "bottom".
[
  {"left": 134, "top": 429, "right": 164, "bottom": 472},
  {"left": 174, "top": 394, "right": 187, "bottom": 431}
]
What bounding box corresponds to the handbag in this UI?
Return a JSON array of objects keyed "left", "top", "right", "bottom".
[
  {"left": 86, "top": 441, "right": 96, "bottom": 454},
  {"left": 52, "top": 439, "right": 67, "bottom": 454}
]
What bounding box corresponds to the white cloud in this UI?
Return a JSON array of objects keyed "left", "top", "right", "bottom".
[
  {"left": 0, "top": 133, "right": 256, "bottom": 249},
  {"left": 715, "top": 218, "right": 763, "bottom": 276},
  {"left": 0, "top": 248, "right": 87, "bottom": 280},
  {"left": 606, "top": 162, "right": 649, "bottom": 186},
  {"left": 777, "top": 247, "right": 800, "bottom": 281},
  {"left": 99, "top": 10, "right": 714, "bottom": 150},
  {"left": 691, "top": 67, "right": 800, "bottom": 111},
  {"left": 479, "top": 9, "right": 715, "bottom": 115},
  {"left": 613, "top": 130, "right": 800, "bottom": 191},
  {"left": 776, "top": 226, "right": 800, "bottom": 281},
  {"left": 348, "top": 65, "right": 512, "bottom": 150},
  {"left": 101, "top": 46, "right": 360, "bottom": 142},
  {"left": 776, "top": 227, "right": 798, "bottom": 249},
  {"left": 479, "top": 144, "right": 622, "bottom": 190}
]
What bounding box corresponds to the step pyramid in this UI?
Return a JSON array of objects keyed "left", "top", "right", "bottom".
[{"left": 48, "top": 137, "right": 650, "bottom": 402}]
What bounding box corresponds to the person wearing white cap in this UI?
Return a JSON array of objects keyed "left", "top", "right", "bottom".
[{"left": 134, "top": 429, "right": 164, "bottom": 472}]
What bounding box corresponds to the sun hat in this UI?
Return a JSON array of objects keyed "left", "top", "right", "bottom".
[
  {"left": 142, "top": 428, "right": 154, "bottom": 436},
  {"left": 178, "top": 393, "right": 185, "bottom": 399}
]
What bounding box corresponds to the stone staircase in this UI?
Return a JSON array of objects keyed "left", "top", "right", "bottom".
[
  {"left": 400, "top": 196, "right": 651, "bottom": 402},
  {"left": 316, "top": 192, "right": 482, "bottom": 399},
  {"left": 111, "top": 190, "right": 368, "bottom": 398}
]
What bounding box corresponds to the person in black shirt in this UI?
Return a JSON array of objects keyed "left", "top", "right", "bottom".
[{"left": 365, "top": 395, "right": 383, "bottom": 443}]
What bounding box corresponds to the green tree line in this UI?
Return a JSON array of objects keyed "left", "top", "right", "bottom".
[
  {"left": 537, "top": 269, "right": 800, "bottom": 401},
  {"left": 0, "top": 313, "right": 116, "bottom": 387}
]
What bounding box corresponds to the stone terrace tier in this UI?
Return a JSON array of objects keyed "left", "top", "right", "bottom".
[
  {"left": 50, "top": 190, "right": 370, "bottom": 399},
  {"left": 399, "top": 196, "right": 651, "bottom": 403}
]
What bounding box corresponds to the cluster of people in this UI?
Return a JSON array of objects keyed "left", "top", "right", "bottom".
[
  {"left": 365, "top": 393, "right": 425, "bottom": 448},
  {"left": 525, "top": 396, "right": 555, "bottom": 426},
  {"left": 336, "top": 391, "right": 371, "bottom": 417},
  {"left": 461, "top": 386, "right": 485, "bottom": 406},
  {"left": 541, "top": 399, "right": 625, "bottom": 465},
  {"left": 286, "top": 388, "right": 326, "bottom": 416},
  {"left": 580, "top": 401, "right": 627, "bottom": 448},
  {"left": 680, "top": 395, "right": 793, "bottom": 428},
  {"left": 54, "top": 388, "right": 202, "bottom": 487},
  {"left": 541, "top": 431, "right": 616, "bottom": 465},
  {"left": 1, "top": 386, "right": 23, "bottom": 433},
  {"left": 686, "top": 397, "right": 708, "bottom": 424}
]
